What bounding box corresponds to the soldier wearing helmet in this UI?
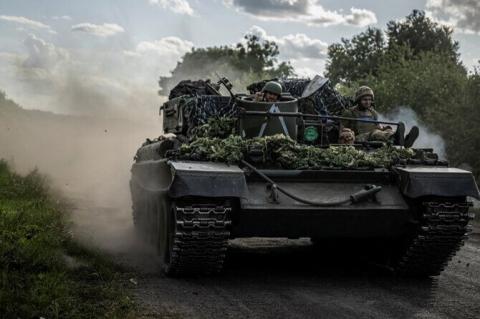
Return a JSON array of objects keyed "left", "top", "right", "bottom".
[
  {"left": 255, "top": 81, "right": 282, "bottom": 102},
  {"left": 340, "top": 86, "right": 419, "bottom": 147}
]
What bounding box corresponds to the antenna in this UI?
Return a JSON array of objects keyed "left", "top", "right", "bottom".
[{"left": 214, "top": 72, "right": 234, "bottom": 98}]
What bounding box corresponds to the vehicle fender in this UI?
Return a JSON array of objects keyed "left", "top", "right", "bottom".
[
  {"left": 130, "top": 159, "right": 172, "bottom": 195},
  {"left": 394, "top": 166, "right": 480, "bottom": 199},
  {"left": 168, "top": 161, "right": 248, "bottom": 199}
]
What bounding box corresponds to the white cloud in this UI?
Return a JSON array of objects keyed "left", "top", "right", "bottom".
[
  {"left": 426, "top": 0, "right": 480, "bottom": 34},
  {"left": 123, "top": 36, "right": 193, "bottom": 80},
  {"left": 246, "top": 25, "right": 327, "bottom": 76},
  {"left": 22, "top": 33, "right": 69, "bottom": 69},
  {"left": 149, "top": 0, "right": 194, "bottom": 15},
  {"left": 247, "top": 25, "right": 327, "bottom": 59},
  {"left": 281, "top": 34, "right": 327, "bottom": 59},
  {"left": 225, "top": 0, "right": 377, "bottom": 27},
  {"left": 15, "top": 35, "right": 153, "bottom": 116},
  {"left": 0, "top": 15, "right": 50, "bottom": 29},
  {"left": 71, "top": 23, "right": 125, "bottom": 37},
  {"left": 1, "top": 33, "right": 194, "bottom": 117},
  {"left": 134, "top": 37, "right": 193, "bottom": 56},
  {"left": 0, "top": 15, "right": 56, "bottom": 33},
  {"left": 344, "top": 8, "right": 378, "bottom": 28},
  {"left": 52, "top": 15, "right": 72, "bottom": 21}
]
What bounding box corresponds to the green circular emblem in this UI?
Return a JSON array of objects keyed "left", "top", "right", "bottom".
[{"left": 304, "top": 126, "right": 319, "bottom": 142}]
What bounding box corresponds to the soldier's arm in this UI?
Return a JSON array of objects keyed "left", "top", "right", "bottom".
[
  {"left": 371, "top": 109, "right": 382, "bottom": 129},
  {"left": 341, "top": 109, "right": 354, "bottom": 130}
]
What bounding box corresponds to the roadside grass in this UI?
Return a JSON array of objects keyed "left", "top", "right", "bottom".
[{"left": 0, "top": 159, "right": 136, "bottom": 318}]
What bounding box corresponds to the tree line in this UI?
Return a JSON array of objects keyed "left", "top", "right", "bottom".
[{"left": 326, "top": 10, "right": 480, "bottom": 180}]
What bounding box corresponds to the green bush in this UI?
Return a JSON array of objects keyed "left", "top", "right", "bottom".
[{"left": 0, "top": 160, "right": 135, "bottom": 318}]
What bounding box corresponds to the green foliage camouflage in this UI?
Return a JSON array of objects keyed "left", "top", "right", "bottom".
[
  {"left": 190, "top": 116, "right": 237, "bottom": 138},
  {"left": 176, "top": 119, "right": 414, "bottom": 169}
]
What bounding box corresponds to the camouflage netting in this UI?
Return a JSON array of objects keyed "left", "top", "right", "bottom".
[
  {"left": 246, "top": 78, "right": 348, "bottom": 116},
  {"left": 168, "top": 77, "right": 348, "bottom": 139},
  {"left": 167, "top": 79, "right": 221, "bottom": 99},
  {"left": 172, "top": 117, "right": 415, "bottom": 169},
  {"left": 177, "top": 95, "right": 237, "bottom": 135}
]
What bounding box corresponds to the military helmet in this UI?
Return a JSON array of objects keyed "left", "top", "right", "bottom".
[
  {"left": 262, "top": 81, "right": 282, "bottom": 96},
  {"left": 355, "top": 86, "right": 374, "bottom": 102}
]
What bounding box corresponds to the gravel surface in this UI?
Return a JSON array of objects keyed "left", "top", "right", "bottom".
[
  {"left": 107, "top": 230, "right": 480, "bottom": 319},
  {"left": 68, "top": 179, "right": 480, "bottom": 319}
]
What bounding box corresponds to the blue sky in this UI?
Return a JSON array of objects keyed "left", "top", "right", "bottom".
[{"left": 0, "top": 0, "right": 479, "bottom": 115}]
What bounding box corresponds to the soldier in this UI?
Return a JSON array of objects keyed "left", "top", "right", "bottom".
[
  {"left": 255, "top": 81, "right": 282, "bottom": 102},
  {"left": 340, "top": 86, "right": 419, "bottom": 147}
]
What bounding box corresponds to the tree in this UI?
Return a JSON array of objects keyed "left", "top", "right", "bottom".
[
  {"left": 325, "top": 28, "right": 385, "bottom": 85},
  {"left": 233, "top": 34, "right": 278, "bottom": 72},
  {"left": 386, "top": 10, "right": 459, "bottom": 63},
  {"left": 367, "top": 48, "right": 467, "bottom": 117},
  {"left": 158, "top": 35, "right": 293, "bottom": 95},
  {"left": 325, "top": 10, "right": 461, "bottom": 86}
]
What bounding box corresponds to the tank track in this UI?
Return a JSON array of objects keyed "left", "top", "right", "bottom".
[
  {"left": 395, "top": 200, "right": 473, "bottom": 277},
  {"left": 165, "top": 203, "right": 232, "bottom": 276}
]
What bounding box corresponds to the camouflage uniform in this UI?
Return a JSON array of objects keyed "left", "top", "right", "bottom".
[
  {"left": 342, "top": 107, "right": 394, "bottom": 142},
  {"left": 341, "top": 86, "right": 394, "bottom": 143}
]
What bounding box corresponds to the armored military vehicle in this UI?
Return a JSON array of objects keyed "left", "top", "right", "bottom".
[{"left": 130, "top": 76, "right": 479, "bottom": 277}]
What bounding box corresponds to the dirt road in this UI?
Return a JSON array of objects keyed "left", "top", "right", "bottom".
[{"left": 103, "top": 223, "right": 480, "bottom": 319}]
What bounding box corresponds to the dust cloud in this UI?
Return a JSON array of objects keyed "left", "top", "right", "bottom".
[
  {"left": 0, "top": 37, "right": 254, "bottom": 265},
  {"left": 0, "top": 95, "right": 163, "bottom": 257}
]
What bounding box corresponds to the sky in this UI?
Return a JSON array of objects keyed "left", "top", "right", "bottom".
[{"left": 0, "top": 0, "right": 479, "bottom": 116}]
